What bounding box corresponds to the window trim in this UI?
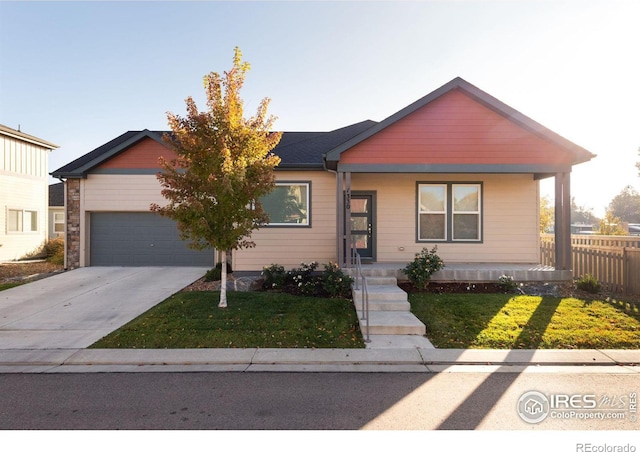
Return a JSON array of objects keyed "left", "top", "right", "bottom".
[
  {"left": 417, "top": 183, "right": 448, "bottom": 241},
  {"left": 6, "top": 207, "right": 39, "bottom": 234},
  {"left": 262, "top": 181, "right": 312, "bottom": 228},
  {"left": 416, "top": 182, "right": 483, "bottom": 243},
  {"left": 53, "top": 211, "right": 65, "bottom": 234}
]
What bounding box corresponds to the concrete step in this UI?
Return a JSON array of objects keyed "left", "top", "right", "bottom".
[
  {"left": 344, "top": 267, "right": 405, "bottom": 279},
  {"left": 357, "top": 311, "right": 426, "bottom": 336},
  {"left": 355, "top": 298, "right": 411, "bottom": 312},
  {"left": 363, "top": 276, "right": 398, "bottom": 286},
  {"left": 352, "top": 285, "right": 408, "bottom": 303}
]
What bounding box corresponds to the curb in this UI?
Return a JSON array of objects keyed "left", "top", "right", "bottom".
[{"left": 0, "top": 348, "right": 638, "bottom": 374}]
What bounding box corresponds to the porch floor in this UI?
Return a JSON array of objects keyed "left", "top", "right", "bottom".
[{"left": 343, "top": 262, "right": 571, "bottom": 283}]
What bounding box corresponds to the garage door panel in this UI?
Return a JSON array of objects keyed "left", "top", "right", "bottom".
[{"left": 90, "top": 212, "right": 214, "bottom": 267}]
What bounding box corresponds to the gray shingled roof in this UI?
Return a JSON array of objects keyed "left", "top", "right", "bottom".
[
  {"left": 50, "top": 121, "right": 377, "bottom": 178},
  {"left": 49, "top": 182, "right": 64, "bottom": 206}
]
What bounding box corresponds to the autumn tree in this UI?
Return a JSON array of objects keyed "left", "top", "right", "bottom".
[
  {"left": 540, "top": 196, "right": 554, "bottom": 233},
  {"left": 608, "top": 185, "right": 640, "bottom": 223},
  {"left": 571, "top": 197, "right": 597, "bottom": 225},
  {"left": 598, "top": 210, "right": 628, "bottom": 236},
  {"left": 151, "top": 47, "right": 281, "bottom": 308}
]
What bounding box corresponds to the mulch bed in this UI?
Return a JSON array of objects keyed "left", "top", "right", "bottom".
[
  {"left": 399, "top": 281, "right": 640, "bottom": 308},
  {"left": 399, "top": 282, "right": 505, "bottom": 294},
  {"left": 0, "top": 261, "right": 64, "bottom": 283}
]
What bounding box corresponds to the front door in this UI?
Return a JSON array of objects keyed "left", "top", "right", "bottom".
[{"left": 350, "top": 193, "right": 375, "bottom": 260}]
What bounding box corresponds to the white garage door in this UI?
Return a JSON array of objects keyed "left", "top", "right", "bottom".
[{"left": 90, "top": 212, "right": 214, "bottom": 266}]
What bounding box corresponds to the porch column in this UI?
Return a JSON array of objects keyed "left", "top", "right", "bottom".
[
  {"left": 554, "top": 172, "right": 572, "bottom": 271},
  {"left": 344, "top": 172, "right": 352, "bottom": 267},
  {"left": 336, "top": 172, "right": 344, "bottom": 266}
]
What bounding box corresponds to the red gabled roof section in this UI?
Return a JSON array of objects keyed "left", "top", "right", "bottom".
[
  {"left": 96, "top": 136, "right": 176, "bottom": 169},
  {"left": 339, "top": 89, "right": 574, "bottom": 166},
  {"left": 325, "top": 77, "right": 595, "bottom": 170}
]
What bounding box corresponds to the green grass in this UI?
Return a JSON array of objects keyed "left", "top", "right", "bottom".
[
  {"left": 0, "top": 282, "right": 23, "bottom": 291},
  {"left": 410, "top": 293, "right": 640, "bottom": 349},
  {"left": 90, "top": 291, "right": 365, "bottom": 349}
]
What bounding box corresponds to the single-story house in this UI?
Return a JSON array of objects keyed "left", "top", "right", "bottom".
[
  {"left": 51, "top": 77, "right": 595, "bottom": 279},
  {"left": 1, "top": 124, "right": 58, "bottom": 261},
  {"left": 48, "top": 182, "right": 65, "bottom": 239}
]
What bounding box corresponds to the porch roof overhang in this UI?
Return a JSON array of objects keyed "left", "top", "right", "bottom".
[{"left": 327, "top": 162, "right": 572, "bottom": 177}]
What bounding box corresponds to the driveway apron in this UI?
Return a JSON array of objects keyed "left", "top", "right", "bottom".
[{"left": 0, "top": 267, "right": 207, "bottom": 349}]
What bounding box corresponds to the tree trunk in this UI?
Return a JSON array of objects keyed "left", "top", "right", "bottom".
[{"left": 218, "top": 250, "right": 228, "bottom": 308}]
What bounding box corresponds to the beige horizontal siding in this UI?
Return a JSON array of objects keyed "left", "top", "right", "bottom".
[
  {"left": 83, "top": 174, "right": 167, "bottom": 211},
  {"left": 352, "top": 173, "right": 540, "bottom": 264},
  {"left": 233, "top": 171, "right": 337, "bottom": 271},
  {"left": 81, "top": 171, "right": 541, "bottom": 269}
]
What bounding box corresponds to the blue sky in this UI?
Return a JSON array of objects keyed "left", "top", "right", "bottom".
[{"left": 1, "top": 0, "right": 639, "bottom": 217}]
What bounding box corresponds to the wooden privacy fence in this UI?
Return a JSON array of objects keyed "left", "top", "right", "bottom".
[{"left": 541, "top": 234, "right": 640, "bottom": 295}]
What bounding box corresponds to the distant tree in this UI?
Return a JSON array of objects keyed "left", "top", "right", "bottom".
[
  {"left": 608, "top": 185, "right": 640, "bottom": 223},
  {"left": 151, "top": 47, "right": 282, "bottom": 308},
  {"left": 571, "top": 197, "right": 597, "bottom": 225},
  {"left": 598, "top": 210, "right": 628, "bottom": 236},
  {"left": 540, "top": 196, "right": 554, "bottom": 233}
]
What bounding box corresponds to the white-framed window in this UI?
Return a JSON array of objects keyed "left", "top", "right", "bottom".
[
  {"left": 418, "top": 184, "right": 447, "bottom": 241},
  {"left": 7, "top": 208, "right": 38, "bottom": 233},
  {"left": 261, "top": 182, "right": 310, "bottom": 226},
  {"left": 54, "top": 212, "right": 65, "bottom": 234},
  {"left": 418, "top": 183, "right": 482, "bottom": 242}
]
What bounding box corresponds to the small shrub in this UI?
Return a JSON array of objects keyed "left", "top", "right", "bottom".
[
  {"left": 44, "top": 237, "right": 65, "bottom": 265},
  {"left": 497, "top": 274, "right": 518, "bottom": 293},
  {"left": 321, "top": 262, "right": 353, "bottom": 298},
  {"left": 261, "top": 264, "right": 287, "bottom": 290},
  {"left": 287, "top": 261, "right": 320, "bottom": 296},
  {"left": 205, "top": 262, "right": 233, "bottom": 282},
  {"left": 262, "top": 261, "right": 353, "bottom": 299},
  {"left": 21, "top": 239, "right": 64, "bottom": 264},
  {"left": 576, "top": 274, "right": 601, "bottom": 294},
  {"left": 402, "top": 246, "right": 445, "bottom": 290}
]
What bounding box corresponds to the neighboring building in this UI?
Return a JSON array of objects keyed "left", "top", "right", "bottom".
[
  {"left": 48, "top": 182, "right": 65, "bottom": 239},
  {"left": 571, "top": 223, "right": 596, "bottom": 234},
  {"left": 0, "top": 124, "right": 58, "bottom": 261},
  {"left": 51, "top": 78, "right": 595, "bottom": 276}
]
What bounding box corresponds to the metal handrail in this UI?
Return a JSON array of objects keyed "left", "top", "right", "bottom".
[{"left": 351, "top": 241, "right": 370, "bottom": 343}]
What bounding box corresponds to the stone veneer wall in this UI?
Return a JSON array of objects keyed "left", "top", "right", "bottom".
[{"left": 65, "top": 179, "right": 81, "bottom": 269}]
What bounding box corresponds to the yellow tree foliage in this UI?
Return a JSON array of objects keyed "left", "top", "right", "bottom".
[
  {"left": 598, "top": 210, "right": 628, "bottom": 236},
  {"left": 539, "top": 196, "right": 554, "bottom": 233}
]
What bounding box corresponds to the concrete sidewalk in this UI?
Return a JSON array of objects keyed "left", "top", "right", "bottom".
[{"left": 1, "top": 347, "right": 639, "bottom": 374}]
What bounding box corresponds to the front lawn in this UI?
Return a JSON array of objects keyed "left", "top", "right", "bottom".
[
  {"left": 90, "top": 291, "right": 365, "bottom": 349},
  {"left": 410, "top": 292, "right": 640, "bottom": 349}
]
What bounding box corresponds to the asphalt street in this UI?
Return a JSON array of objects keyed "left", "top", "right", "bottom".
[{"left": 1, "top": 371, "right": 638, "bottom": 431}]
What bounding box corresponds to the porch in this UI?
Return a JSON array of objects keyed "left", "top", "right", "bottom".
[{"left": 343, "top": 262, "right": 572, "bottom": 283}]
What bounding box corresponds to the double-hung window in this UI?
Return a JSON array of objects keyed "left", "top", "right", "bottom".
[
  {"left": 260, "top": 182, "right": 310, "bottom": 227},
  {"left": 7, "top": 208, "right": 38, "bottom": 233},
  {"left": 54, "top": 212, "right": 65, "bottom": 234},
  {"left": 418, "top": 183, "right": 482, "bottom": 242}
]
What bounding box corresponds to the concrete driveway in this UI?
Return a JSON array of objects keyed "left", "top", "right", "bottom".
[{"left": 0, "top": 267, "right": 207, "bottom": 350}]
